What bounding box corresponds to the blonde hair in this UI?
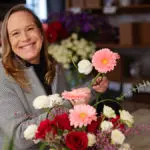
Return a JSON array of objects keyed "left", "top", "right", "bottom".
[{"left": 1, "top": 4, "right": 55, "bottom": 90}]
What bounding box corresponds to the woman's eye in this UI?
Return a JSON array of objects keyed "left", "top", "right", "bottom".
[
  {"left": 27, "top": 27, "right": 34, "bottom": 31},
  {"left": 12, "top": 32, "right": 19, "bottom": 37}
]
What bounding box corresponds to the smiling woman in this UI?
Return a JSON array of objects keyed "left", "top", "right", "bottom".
[
  {"left": 0, "top": 4, "right": 108, "bottom": 150},
  {"left": 7, "top": 11, "right": 43, "bottom": 64},
  {"left": 0, "top": 4, "right": 68, "bottom": 150}
]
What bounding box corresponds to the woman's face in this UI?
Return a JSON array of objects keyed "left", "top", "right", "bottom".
[{"left": 7, "top": 11, "right": 43, "bottom": 64}]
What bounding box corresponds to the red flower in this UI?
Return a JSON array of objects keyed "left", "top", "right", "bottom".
[
  {"left": 45, "top": 21, "right": 68, "bottom": 43},
  {"left": 55, "top": 113, "right": 72, "bottom": 131},
  {"left": 50, "top": 21, "right": 62, "bottom": 32},
  {"left": 87, "top": 117, "right": 101, "bottom": 133},
  {"left": 35, "top": 119, "right": 57, "bottom": 139},
  {"left": 46, "top": 27, "right": 58, "bottom": 43},
  {"left": 110, "top": 115, "right": 125, "bottom": 131},
  {"left": 65, "top": 131, "right": 88, "bottom": 150},
  {"left": 59, "top": 28, "right": 68, "bottom": 39}
]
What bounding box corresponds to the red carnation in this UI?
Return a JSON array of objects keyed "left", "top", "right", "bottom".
[
  {"left": 35, "top": 119, "right": 57, "bottom": 139},
  {"left": 60, "top": 28, "right": 68, "bottom": 39},
  {"left": 46, "top": 27, "right": 58, "bottom": 43},
  {"left": 87, "top": 117, "right": 101, "bottom": 133},
  {"left": 65, "top": 131, "right": 88, "bottom": 150},
  {"left": 110, "top": 115, "right": 125, "bottom": 131},
  {"left": 51, "top": 21, "right": 63, "bottom": 32},
  {"left": 55, "top": 113, "right": 72, "bottom": 131}
]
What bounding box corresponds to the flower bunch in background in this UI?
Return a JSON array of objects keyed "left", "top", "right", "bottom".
[
  {"left": 48, "top": 11, "right": 105, "bottom": 33},
  {"left": 47, "top": 11, "right": 118, "bottom": 44},
  {"left": 48, "top": 33, "right": 96, "bottom": 69}
]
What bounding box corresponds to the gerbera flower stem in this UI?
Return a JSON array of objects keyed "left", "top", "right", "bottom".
[
  {"left": 89, "top": 72, "right": 102, "bottom": 88},
  {"left": 93, "top": 99, "right": 123, "bottom": 110}
]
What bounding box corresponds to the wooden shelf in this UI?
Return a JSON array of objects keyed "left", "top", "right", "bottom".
[
  {"left": 118, "top": 4, "right": 150, "bottom": 14},
  {"left": 96, "top": 43, "right": 150, "bottom": 49},
  {"left": 84, "top": 4, "right": 150, "bottom": 14}
]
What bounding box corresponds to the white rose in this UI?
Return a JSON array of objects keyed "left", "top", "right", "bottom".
[
  {"left": 101, "top": 120, "right": 113, "bottom": 131},
  {"left": 48, "top": 94, "right": 64, "bottom": 108},
  {"left": 87, "top": 133, "right": 96, "bottom": 146},
  {"left": 33, "top": 95, "right": 49, "bottom": 109},
  {"left": 118, "top": 143, "right": 132, "bottom": 150},
  {"left": 78, "top": 59, "right": 93, "bottom": 75},
  {"left": 119, "top": 110, "right": 134, "bottom": 127},
  {"left": 103, "top": 105, "right": 116, "bottom": 118},
  {"left": 111, "top": 129, "right": 125, "bottom": 145},
  {"left": 24, "top": 124, "right": 38, "bottom": 140}
]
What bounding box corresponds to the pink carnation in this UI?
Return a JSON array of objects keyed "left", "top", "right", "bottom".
[
  {"left": 69, "top": 104, "right": 97, "bottom": 128},
  {"left": 62, "top": 87, "right": 91, "bottom": 102},
  {"left": 92, "top": 48, "right": 120, "bottom": 73}
]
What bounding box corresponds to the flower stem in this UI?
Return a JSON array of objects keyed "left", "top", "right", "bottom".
[
  {"left": 93, "top": 99, "right": 123, "bottom": 110},
  {"left": 89, "top": 72, "right": 101, "bottom": 88},
  {"left": 71, "top": 55, "right": 78, "bottom": 69}
]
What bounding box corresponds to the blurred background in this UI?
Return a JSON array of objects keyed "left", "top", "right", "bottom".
[{"left": 1, "top": 0, "right": 150, "bottom": 113}]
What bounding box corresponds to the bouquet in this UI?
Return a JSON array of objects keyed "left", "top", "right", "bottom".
[{"left": 24, "top": 48, "right": 134, "bottom": 150}]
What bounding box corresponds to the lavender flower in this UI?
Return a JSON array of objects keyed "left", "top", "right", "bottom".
[{"left": 47, "top": 11, "right": 111, "bottom": 33}]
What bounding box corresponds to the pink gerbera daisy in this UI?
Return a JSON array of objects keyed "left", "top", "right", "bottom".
[
  {"left": 69, "top": 104, "right": 97, "bottom": 128},
  {"left": 92, "top": 48, "right": 120, "bottom": 73}
]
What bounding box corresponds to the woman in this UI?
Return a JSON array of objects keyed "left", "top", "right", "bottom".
[{"left": 0, "top": 4, "right": 108, "bottom": 150}]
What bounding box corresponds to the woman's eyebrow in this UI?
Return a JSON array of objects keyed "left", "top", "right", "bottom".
[{"left": 8, "top": 29, "right": 19, "bottom": 36}]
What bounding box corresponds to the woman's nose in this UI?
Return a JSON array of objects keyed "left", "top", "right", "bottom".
[{"left": 20, "top": 31, "right": 30, "bottom": 41}]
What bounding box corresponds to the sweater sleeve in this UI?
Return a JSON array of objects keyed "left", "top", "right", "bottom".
[{"left": 0, "top": 79, "right": 47, "bottom": 149}]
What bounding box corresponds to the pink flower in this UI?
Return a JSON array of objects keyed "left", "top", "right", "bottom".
[
  {"left": 62, "top": 87, "right": 91, "bottom": 104},
  {"left": 69, "top": 104, "right": 97, "bottom": 128},
  {"left": 92, "top": 48, "right": 120, "bottom": 73}
]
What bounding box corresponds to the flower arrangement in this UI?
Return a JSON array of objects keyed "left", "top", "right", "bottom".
[
  {"left": 24, "top": 48, "right": 134, "bottom": 150},
  {"left": 48, "top": 33, "right": 96, "bottom": 69}
]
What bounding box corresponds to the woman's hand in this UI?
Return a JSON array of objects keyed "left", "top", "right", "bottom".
[{"left": 92, "top": 76, "right": 109, "bottom": 93}]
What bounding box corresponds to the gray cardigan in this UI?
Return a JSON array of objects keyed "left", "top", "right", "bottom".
[{"left": 0, "top": 61, "right": 70, "bottom": 150}]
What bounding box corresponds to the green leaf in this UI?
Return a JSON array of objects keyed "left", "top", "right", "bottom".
[{"left": 39, "top": 142, "right": 48, "bottom": 150}]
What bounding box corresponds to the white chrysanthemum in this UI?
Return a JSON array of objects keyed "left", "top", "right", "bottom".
[
  {"left": 119, "top": 143, "right": 132, "bottom": 150},
  {"left": 71, "top": 33, "right": 78, "bottom": 40},
  {"left": 48, "top": 94, "right": 64, "bottom": 108},
  {"left": 111, "top": 129, "right": 125, "bottom": 145},
  {"left": 87, "top": 133, "right": 96, "bottom": 146},
  {"left": 119, "top": 110, "right": 134, "bottom": 127},
  {"left": 24, "top": 124, "right": 38, "bottom": 140},
  {"left": 103, "top": 105, "right": 116, "bottom": 118},
  {"left": 33, "top": 95, "right": 49, "bottom": 109},
  {"left": 78, "top": 59, "right": 93, "bottom": 75},
  {"left": 101, "top": 120, "right": 113, "bottom": 131},
  {"left": 48, "top": 34, "right": 96, "bottom": 69}
]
